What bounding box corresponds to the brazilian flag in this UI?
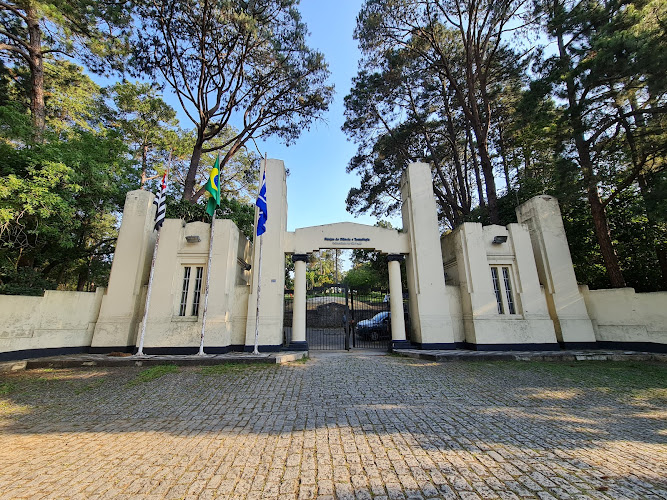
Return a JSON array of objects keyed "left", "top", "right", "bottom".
[{"left": 205, "top": 155, "right": 221, "bottom": 217}]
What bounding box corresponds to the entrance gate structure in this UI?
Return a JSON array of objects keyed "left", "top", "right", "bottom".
[
  {"left": 284, "top": 284, "right": 393, "bottom": 351},
  {"left": 245, "top": 159, "right": 457, "bottom": 352}
]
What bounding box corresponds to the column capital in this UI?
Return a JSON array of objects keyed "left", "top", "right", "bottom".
[
  {"left": 292, "top": 253, "right": 309, "bottom": 263},
  {"left": 387, "top": 254, "right": 404, "bottom": 263}
]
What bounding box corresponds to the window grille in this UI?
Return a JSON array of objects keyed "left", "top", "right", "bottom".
[
  {"left": 491, "top": 265, "right": 518, "bottom": 315},
  {"left": 179, "top": 267, "right": 191, "bottom": 316},
  {"left": 191, "top": 267, "right": 204, "bottom": 316},
  {"left": 491, "top": 267, "right": 504, "bottom": 314},
  {"left": 502, "top": 267, "right": 516, "bottom": 314}
]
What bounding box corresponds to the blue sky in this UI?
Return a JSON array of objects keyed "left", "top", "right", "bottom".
[{"left": 255, "top": 0, "right": 402, "bottom": 231}]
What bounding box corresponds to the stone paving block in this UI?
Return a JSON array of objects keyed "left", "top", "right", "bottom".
[{"left": 0, "top": 352, "right": 665, "bottom": 499}]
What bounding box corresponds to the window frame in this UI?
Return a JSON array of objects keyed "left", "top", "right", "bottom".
[
  {"left": 176, "top": 264, "right": 205, "bottom": 318},
  {"left": 489, "top": 264, "right": 520, "bottom": 316}
]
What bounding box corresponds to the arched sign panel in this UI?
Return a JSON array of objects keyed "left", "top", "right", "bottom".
[{"left": 286, "top": 222, "right": 410, "bottom": 255}]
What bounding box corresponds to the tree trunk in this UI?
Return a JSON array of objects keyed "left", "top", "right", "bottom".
[
  {"left": 638, "top": 174, "right": 667, "bottom": 289},
  {"left": 498, "top": 125, "right": 512, "bottom": 191},
  {"left": 477, "top": 137, "right": 499, "bottom": 224},
  {"left": 184, "top": 137, "right": 204, "bottom": 201},
  {"left": 76, "top": 267, "right": 88, "bottom": 292},
  {"left": 554, "top": 18, "right": 626, "bottom": 288},
  {"left": 27, "top": 3, "right": 45, "bottom": 140},
  {"left": 587, "top": 186, "right": 626, "bottom": 287},
  {"left": 468, "top": 130, "right": 485, "bottom": 208},
  {"left": 140, "top": 143, "right": 149, "bottom": 189}
]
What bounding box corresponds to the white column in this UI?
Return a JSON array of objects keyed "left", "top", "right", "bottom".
[
  {"left": 388, "top": 254, "right": 407, "bottom": 347},
  {"left": 290, "top": 254, "right": 308, "bottom": 350}
]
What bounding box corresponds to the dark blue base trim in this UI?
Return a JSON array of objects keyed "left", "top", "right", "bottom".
[
  {"left": 142, "top": 346, "right": 198, "bottom": 355},
  {"left": 141, "top": 345, "right": 251, "bottom": 355},
  {"left": 562, "top": 342, "right": 599, "bottom": 350},
  {"left": 413, "top": 342, "right": 467, "bottom": 350},
  {"left": 0, "top": 346, "right": 89, "bottom": 362},
  {"left": 243, "top": 344, "right": 283, "bottom": 353},
  {"left": 287, "top": 341, "right": 308, "bottom": 351},
  {"left": 470, "top": 343, "right": 561, "bottom": 352},
  {"left": 597, "top": 341, "right": 667, "bottom": 354},
  {"left": 89, "top": 346, "right": 134, "bottom": 354},
  {"left": 392, "top": 340, "right": 412, "bottom": 350}
]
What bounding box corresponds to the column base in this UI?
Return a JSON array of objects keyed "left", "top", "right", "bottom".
[
  {"left": 287, "top": 341, "right": 309, "bottom": 351},
  {"left": 391, "top": 340, "right": 411, "bottom": 350}
]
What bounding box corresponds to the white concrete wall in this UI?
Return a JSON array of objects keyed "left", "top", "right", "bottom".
[
  {"left": 139, "top": 218, "right": 251, "bottom": 351},
  {"left": 441, "top": 222, "right": 557, "bottom": 348},
  {"left": 580, "top": 287, "right": 667, "bottom": 346},
  {"left": 0, "top": 289, "right": 104, "bottom": 356}
]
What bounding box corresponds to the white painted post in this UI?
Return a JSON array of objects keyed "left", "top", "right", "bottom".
[
  {"left": 198, "top": 213, "right": 216, "bottom": 356},
  {"left": 291, "top": 255, "right": 308, "bottom": 346},
  {"left": 387, "top": 255, "right": 407, "bottom": 345}
]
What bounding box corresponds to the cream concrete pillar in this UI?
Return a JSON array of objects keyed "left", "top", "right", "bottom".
[
  {"left": 516, "top": 195, "right": 596, "bottom": 347},
  {"left": 387, "top": 254, "right": 408, "bottom": 349},
  {"left": 289, "top": 254, "right": 308, "bottom": 351},
  {"left": 400, "top": 162, "right": 456, "bottom": 348},
  {"left": 244, "top": 159, "right": 288, "bottom": 351},
  {"left": 90, "top": 190, "right": 156, "bottom": 352}
]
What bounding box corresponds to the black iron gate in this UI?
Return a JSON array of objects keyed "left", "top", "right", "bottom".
[
  {"left": 349, "top": 288, "right": 391, "bottom": 349},
  {"left": 304, "top": 284, "right": 349, "bottom": 350},
  {"left": 283, "top": 285, "right": 394, "bottom": 351}
]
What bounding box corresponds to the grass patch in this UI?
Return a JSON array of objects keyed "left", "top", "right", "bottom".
[
  {"left": 73, "top": 378, "right": 106, "bottom": 395},
  {"left": 472, "top": 360, "right": 667, "bottom": 404},
  {"left": 199, "top": 363, "right": 275, "bottom": 375},
  {"left": 294, "top": 355, "right": 310, "bottom": 364},
  {"left": 0, "top": 382, "right": 15, "bottom": 395},
  {"left": 127, "top": 364, "right": 179, "bottom": 386}
]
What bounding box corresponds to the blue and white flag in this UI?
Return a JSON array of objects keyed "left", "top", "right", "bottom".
[{"left": 255, "top": 171, "right": 267, "bottom": 236}]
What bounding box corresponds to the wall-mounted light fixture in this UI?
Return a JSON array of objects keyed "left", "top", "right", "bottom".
[
  {"left": 237, "top": 257, "right": 251, "bottom": 271},
  {"left": 492, "top": 235, "right": 508, "bottom": 244},
  {"left": 185, "top": 235, "right": 201, "bottom": 243}
]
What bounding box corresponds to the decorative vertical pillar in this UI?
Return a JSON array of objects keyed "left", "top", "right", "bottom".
[
  {"left": 516, "top": 195, "right": 596, "bottom": 347},
  {"left": 91, "top": 190, "right": 156, "bottom": 352},
  {"left": 244, "top": 159, "right": 288, "bottom": 351},
  {"left": 387, "top": 254, "right": 409, "bottom": 349},
  {"left": 290, "top": 254, "right": 308, "bottom": 351},
  {"left": 400, "top": 162, "right": 456, "bottom": 348}
]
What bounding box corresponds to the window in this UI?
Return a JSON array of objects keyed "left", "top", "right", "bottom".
[
  {"left": 192, "top": 267, "right": 204, "bottom": 316},
  {"left": 490, "top": 266, "right": 517, "bottom": 315},
  {"left": 178, "top": 266, "right": 204, "bottom": 317}
]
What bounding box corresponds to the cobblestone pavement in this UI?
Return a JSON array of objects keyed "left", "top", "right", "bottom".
[{"left": 1, "top": 351, "right": 666, "bottom": 499}]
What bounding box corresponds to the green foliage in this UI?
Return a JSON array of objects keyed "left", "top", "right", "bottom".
[
  {"left": 199, "top": 363, "right": 275, "bottom": 375},
  {"left": 166, "top": 196, "right": 255, "bottom": 239},
  {"left": 0, "top": 66, "right": 137, "bottom": 294},
  {"left": 105, "top": 81, "right": 179, "bottom": 188},
  {"left": 343, "top": 263, "right": 384, "bottom": 289}
]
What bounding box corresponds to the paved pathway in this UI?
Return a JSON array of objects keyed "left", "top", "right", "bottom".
[{"left": 0, "top": 351, "right": 665, "bottom": 499}]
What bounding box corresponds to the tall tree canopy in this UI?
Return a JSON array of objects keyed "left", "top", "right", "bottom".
[
  {"left": 133, "top": 0, "right": 334, "bottom": 201},
  {"left": 0, "top": 0, "right": 130, "bottom": 137}
]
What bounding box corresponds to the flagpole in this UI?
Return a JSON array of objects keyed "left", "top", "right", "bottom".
[
  {"left": 252, "top": 156, "right": 267, "bottom": 355},
  {"left": 253, "top": 231, "right": 263, "bottom": 355},
  {"left": 198, "top": 212, "right": 215, "bottom": 356},
  {"left": 136, "top": 159, "right": 169, "bottom": 357},
  {"left": 136, "top": 229, "right": 160, "bottom": 356}
]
